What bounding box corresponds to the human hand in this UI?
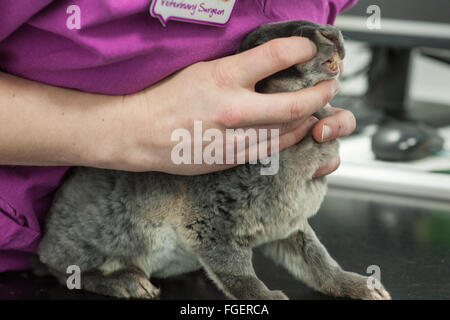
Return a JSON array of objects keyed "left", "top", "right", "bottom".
[
  {"left": 311, "top": 105, "right": 356, "bottom": 177},
  {"left": 108, "top": 37, "right": 342, "bottom": 174}
]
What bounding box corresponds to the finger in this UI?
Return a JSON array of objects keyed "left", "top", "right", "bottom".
[
  {"left": 223, "top": 116, "right": 317, "bottom": 164},
  {"left": 240, "top": 116, "right": 318, "bottom": 136},
  {"left": 338, "top": 60, "right": 344, "bottom": 77},
  {"left": 229, "top": 79, "right": 340, "bottom": 127},
  {"left": 277, "top": 117, "right": 319, "bottom": 152},
  {"left": 313, "top": 156, "right": 341, "bottom": 178},
  {"left": 217, "top": 37, "right": 317, "bottom": 88},
  {"left": 311, "top": 106, "right": 356, "bottom": 142}
]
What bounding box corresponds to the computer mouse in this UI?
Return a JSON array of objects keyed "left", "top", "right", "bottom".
[{"left": 371, "top": 121, "right": 444, "bottom": 161}]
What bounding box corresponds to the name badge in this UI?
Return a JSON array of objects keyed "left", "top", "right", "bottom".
[{"left": 150, "top": 0, "right": 237, "bottom": 27}]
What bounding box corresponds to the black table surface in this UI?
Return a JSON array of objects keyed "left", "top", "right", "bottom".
[{"left": 1, "top": 189, "right": 449, "bottom": 300}]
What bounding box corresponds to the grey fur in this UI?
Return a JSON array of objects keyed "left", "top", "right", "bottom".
[{"left": 37, "top": 21, "right": 391, "bottom": 300}]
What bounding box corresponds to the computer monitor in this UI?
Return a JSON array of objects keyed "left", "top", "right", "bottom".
[
  {"left": 336, "top": 0, "right": 450, "bottom": 49},
  {"left": 334, "top": 0, "right": 450, "bottom": 126}
]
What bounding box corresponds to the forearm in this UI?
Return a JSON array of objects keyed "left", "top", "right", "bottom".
[{"left": 0, "top": 71, "right": 123, "bottom": 167}]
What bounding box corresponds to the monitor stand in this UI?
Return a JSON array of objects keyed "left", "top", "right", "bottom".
[{"left": 366, "top": 46, "right": 412, "bottom": 119}]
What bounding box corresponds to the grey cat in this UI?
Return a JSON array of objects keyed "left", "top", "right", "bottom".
[{"left": 37, "top": 20, "right": 391, "bottom": 300}]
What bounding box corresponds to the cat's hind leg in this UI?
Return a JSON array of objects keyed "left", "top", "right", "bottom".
[
  {"left": 80, "top": 267, "right": 160, "bottom": 299},
  {"left": 259, "top": 223, "right": 391, "bottom": 300},
  {"left": 38, "top": 263, "right": 159, "bottom": 299}
]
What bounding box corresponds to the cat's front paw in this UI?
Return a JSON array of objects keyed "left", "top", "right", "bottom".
[
  {"left": 266, "top": 290, "right": 289, "bottom": 300},
  {"left": 333, "top": 271, "right": 391, "bottom": 300},
  {"left": 363, "top": 284, "right": 391, "bottom": 300}
]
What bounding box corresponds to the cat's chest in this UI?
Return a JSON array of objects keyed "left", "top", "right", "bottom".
[{"left": 241, "top": 176, "right": 328, "bottom": 246}]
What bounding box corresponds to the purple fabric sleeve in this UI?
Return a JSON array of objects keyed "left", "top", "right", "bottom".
[
  {"left": 0, "top": 0, "right": 55, "bottom": 41},
  {"left": 0, "top": 0, "right": 358, "bottom": 272}
]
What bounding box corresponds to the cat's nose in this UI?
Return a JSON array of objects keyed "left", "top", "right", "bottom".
[{"left": 317, "top": 27, "right": 346, "bottom": 60}]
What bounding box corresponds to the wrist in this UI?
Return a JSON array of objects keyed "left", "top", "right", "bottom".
[
  {"left": 93, "top": 92, "right": 159, "bottom": 172},
  {"left": 83, "top": 94, "right": 128, "bottom": 170}
]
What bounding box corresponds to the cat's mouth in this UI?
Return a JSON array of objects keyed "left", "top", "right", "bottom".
[{"left": 322, "top": 50, "right": 342, "bottom": 77}]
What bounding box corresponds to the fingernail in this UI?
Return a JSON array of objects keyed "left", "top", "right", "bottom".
[{"left": 321, "top": 125, "right": 332, "bottom": 142}]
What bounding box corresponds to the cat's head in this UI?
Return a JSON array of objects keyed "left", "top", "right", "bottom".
[{"left": 238, "top": 20, "right": 345, "bottom": 93}]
